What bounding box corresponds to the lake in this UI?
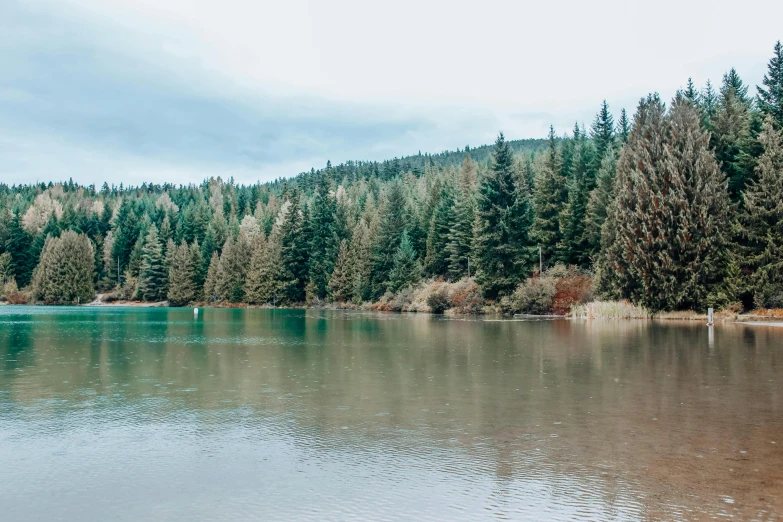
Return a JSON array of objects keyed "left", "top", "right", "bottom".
[{"left": 0, "top": 306, "right": 781, "bottom": 521}]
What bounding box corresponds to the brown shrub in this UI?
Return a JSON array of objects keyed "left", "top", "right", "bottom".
[{"left": 552, "top": 274, "right": 593, "bottom": 315}]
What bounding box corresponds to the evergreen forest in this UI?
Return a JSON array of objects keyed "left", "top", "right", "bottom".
[{"left": 1, "top": 42, "right": 782, "bottom": 313}]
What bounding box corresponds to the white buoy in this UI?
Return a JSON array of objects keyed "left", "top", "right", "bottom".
[
  {"left": 707, "top": 307, "right": 714, "bottom": 326},
  {"left": 194, "top": 307, "right": 199, "bottom": 317}
]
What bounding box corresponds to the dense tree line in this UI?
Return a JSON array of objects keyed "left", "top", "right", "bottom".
[{"left": 1, "top": 42, "right": 782, "bottom": 312}]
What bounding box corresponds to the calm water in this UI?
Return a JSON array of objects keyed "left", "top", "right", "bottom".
[{"left": 0, "top": 307, "right": 781, "bottom": 521}]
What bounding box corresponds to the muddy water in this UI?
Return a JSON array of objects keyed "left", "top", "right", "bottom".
[{"left": 0, "top": 307, "right": 780, "bottom": 521}]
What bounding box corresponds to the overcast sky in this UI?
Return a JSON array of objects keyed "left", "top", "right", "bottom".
[{"left": 2, "top": 0, "right": 781, "bottom": 186}]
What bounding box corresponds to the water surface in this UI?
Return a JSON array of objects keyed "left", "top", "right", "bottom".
[{"left": 1, "top": 306, "right": 781, "bottom": 521}]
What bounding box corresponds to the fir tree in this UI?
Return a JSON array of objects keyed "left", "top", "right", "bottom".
[
  {"left": 308, "top": 174, "right": 338, "bottom": 299},
  {"left": 559, "top": 133, "right": 597, "bottom": 266},
  {"left": 245, "top": 232, "right": 285, "bottom": 305},
  {"left": 712, "top": 68, "right": 755, "bottom": 200},
  {"left": 348, "top": 220, "right": 373, "bottom": 303},
  {"left": 583, "top": 150, "right": 618, "bottom": 258},
  {"left": 424, "top": 181, "right": 454, "bottom": 276},
  {"left": 474, "top": 133, "right": 535, "bottom": 298},
  {"left": 5, "top": 213, "right": 34, "bottom": 287},
  {"left": 447, "top": 155, "right": 477, "bottom": 280},
  {"left": 757, "top": 41, "right": 783, "bottom": 129},
  {"left": 279, "top": 192, "right": 309, "bottom": 302},
  {"left": 600, "top": 94, "right": 730, "bottom": 311},
  {"left": 532, "top": 127, "right": 567, "bottom": 266},
  {"left": 388, "top": 230, "right": 420, "bottom": 293},
  {"left": 167, "top": 240, "right": 196, "bottom": 306},
  {"left": 371, "top": 181, "right": 408, "bottom": 298},
  {"left": 31, "top": 230, "right": 95, "bottom": 304},
  {"left": 683, "top": 77, "right": 699, "bottom": 104},
  {"left": 617, "top": 109, "right": 630, "bottom": 143},
  {"left": 328, "top": 239, "right": 352, "bottom": 302},
  {"left": 591, "top": 100, "right": 615, "bottom": 163},
  {"left": 203, "top": 252, "right": 220, "bottom": 303},
  {"left": 138, "top": 224, "right": 167, "bottom": 302},
  {"left": 741, "top": 117, "right": 783, "bottom": 307}
]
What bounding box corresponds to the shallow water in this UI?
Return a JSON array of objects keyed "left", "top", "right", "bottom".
[{"left": 0, "top": 306, "right": 781, "bottom": 521}]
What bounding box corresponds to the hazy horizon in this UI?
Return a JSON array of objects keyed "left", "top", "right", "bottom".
[{"left": 2, "top": 0, "right": 781, "bottom": 186}]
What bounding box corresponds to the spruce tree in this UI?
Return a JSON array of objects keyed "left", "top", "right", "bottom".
[
  {"left": 328, "top": 240, "right": 352, "bottom": 302},
  {"left": 757, "top": 41, "right": 783, "bottom": 129},
  {"left": 6, "top": 213, "right": 34, "bottom": 287},
  {"left": 741, "top": 117, "right": 783, "bottom": 307},
  {"left": 583, "top": 150, "right": 618, "bottom": 259},
  {"left": 189, "top": 239, "right": 205, "bottom": 300},
  {"left": 203, "top": 252, "right": 220, "bottom": 303},
  {"left": 559, "top": 133, "right": 597, "bottom": 266},
  {"left": 424, "top": 181, "right": 453, "bottom": 276},
  {"left": 474, "top": 132, "right": 535, "bottom": 298},
  {"left": 532, "top": 127, "right": 567, "bottom": 266},
  {"left": 167, "top": 241, "right": 196, "bottom": 306},
  {"left": 308, "top": 174, "right": 338, "bottom": 299},
  {"left": 31, "top": 230, "right": 95, "bottom": 304},
  {"left": 348, "top": 220, "right": 373, "bottom": 303},
  {"left": 712, "top": 69, "right": 755, "bottom": 200},
  {"left": 138, "top": 224, "right": 167, "bottom": 302},
  {"left": 388, "top": 230, "right": 420, "bottom": 293},
  {"left": 591, "top": 100, "right": 615, "bottom": 163},
  {"left": 617, "top": 109, "right": 630, "bottom": 143},
  {"left": 371, "top": 181, "right": 408, "bottom": 298},
  {"left": 245, "top": 232, "right": 285, "bottom": 305},
  {"left": 279, "top": 192, "right": 309, "bottom": 302},
  {"left": 447, "top": 155, "right": 477, "bottom": 280},
  {"left": 600, "top": 94, "right": 731, "bottom": 311}
]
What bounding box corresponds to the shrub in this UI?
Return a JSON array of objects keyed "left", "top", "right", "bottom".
[
  {"left": 500, "top": 276, "right": 557, "bottom": 315},
  {"left": 448, "top": 278, "right": 484, "bottom": 314},
  {"left": 427, "top": 286, "right": 450, "bottom": 314},
  {"left": 552, "top": 274, "right": 593, "bottom": 315},
  {"left": 501, "top": 264, "right": 593, "bottom": 315}
]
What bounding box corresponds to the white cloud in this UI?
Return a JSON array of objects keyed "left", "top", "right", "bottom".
[{"left": 2, "top": 0, "right": 782, "bottom": 186}]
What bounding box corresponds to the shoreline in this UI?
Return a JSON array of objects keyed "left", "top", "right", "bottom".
[{"left": 4, "top": 298, "right": 783, "bottom": 325}]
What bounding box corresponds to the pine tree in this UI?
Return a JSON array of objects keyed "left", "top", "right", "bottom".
[
  {"left": 245, "top": 232, "right": 285, "bottom": 305},
  {"left": 138, "top": 224, "right": 167, "bottom": 302},
  {"left": 31, "top": 230, "right": 95, "bottom": 304},
  {"left": 683, "top": 77, "right": 699, "bottom": 104},
  {"left": 203, "top": 252, "right": 220, "bottom": 303},
  {"left": 474, "top": 132, "right": 535, "bottom": 298},
  {"left": 712, "top": 68, "right": 755, "bottom": 200},
  {"left": 328, "top": 239, "right": 352, "bottom": 302},
  {"left": 617, "top": 109, "right": 630, "bottom": 143},
  {"left": 701, "top": 80, "right": 719, "bottom": 128},
  {"left": 532, "top": 127, "right": 567, "bottom": 266},
  {"left": 279, "top": 192, "right": 309, "bottom": 303},
  {"left": 167, "top": 240, "right": 196, "bottom": 306},
  {"left": 600, "top": 94, "right": 731, "bottom": 311},
  {"left": 741, "top": 117, "right": 783, "bottom": 307},
  {"left": 424, "top": 181, "right": 453, "bottom": 276},
  {"left": 558, "top": 133, "right": 597, "bottom": 266},
  {"left": 591, "top": 100, "right": 615, "bottom": 163},
  {"left": 371, "top": 181, "right": 408, "bottom": 298},
  {"left": 189, "top": 239, "right": 205, "bottom": 300},
  {"left": 6, "top": 213, "right": 34, "bottom": 287},
  {"left": 447, "top": 155, "right": 477, "bottom": 280},
  {"left": 348, "top": 220, "right": 373, "bottom": 303},
  {"left": 308, "top": 174, "right": 338, "bottom": 299},
  {"left": 214, "top": 236, "right": 250, "bottom": 303},
  {"left": 388, "top": 230, "right": 421, "bottom": 293},
  {"left": 583, "top": 150, "right": 618, "bottom": 259},
  {"left": 757, "top": 41, "right": 783, "bottom": 129}
]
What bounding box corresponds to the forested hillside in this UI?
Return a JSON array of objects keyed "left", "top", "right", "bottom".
[{"left": 1, "top": 42, "right": 782, "bottom": 313}]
